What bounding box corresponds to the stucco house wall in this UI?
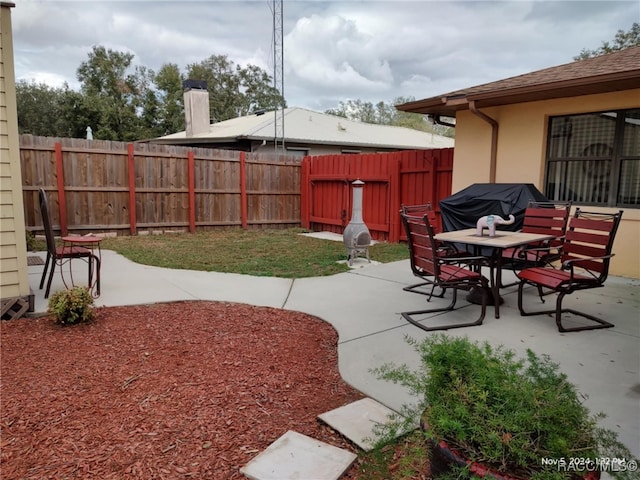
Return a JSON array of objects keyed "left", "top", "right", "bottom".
[
  {"left": 451, "top": 88, "right": 640, "bottom": 278},
  {"left": 0, "top": 2, "right": 31, "bottom": 313}
]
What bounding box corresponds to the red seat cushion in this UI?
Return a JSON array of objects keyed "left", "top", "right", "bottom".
[
  {"left": 517, "top": 267, "right": 596, "bottom": 289},
  {"left": 439, "top": 264, "right": 482, "bottom": 282}
]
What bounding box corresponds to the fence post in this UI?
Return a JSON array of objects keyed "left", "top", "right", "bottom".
[
  {"left": 388, "top": 153, "right": 402, "bottom": 243},
  {"left": 300, "top": 157, "right": 310, "bottom": 228},
  {"left": 127, "top": 143, "right": 137, "bottom": 235},
  {"left": 54, "top": 142, "right": 68, "bottom": 237},
  {"left": 240, "top": 152, "right": 247, "bottom": 229},
  {"left": 188, "top": 151, "right": 196, "bottom": 233}
]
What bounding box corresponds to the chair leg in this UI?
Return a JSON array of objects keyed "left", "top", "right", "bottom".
[
  {"left": 402, "top": 287, "right": 487, "bottom": 332},
  {"left": 39, "top": 253, "right": 52, "bottom": 289},
  {"left": 403, "top": 281, "right": 446, "bottom": 300},
  {"left": 44, "top": 261, "right": 57, "bottom": 299},
  {"left": 517, "top": 281, "right": 614, "bottom": 332},
  {"left": 90, "top": 254, "right": 101, "bottom": 296}
]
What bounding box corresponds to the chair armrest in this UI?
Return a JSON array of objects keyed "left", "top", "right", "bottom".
[
  {"left": 562, "top": 254, "right": 615, "bottom": 269},
  {"left": 562, "top": 254, "right": 615, "bottom": 282},
  {"left": 440, "top": 255, "right": 490, "bottom": 267}
]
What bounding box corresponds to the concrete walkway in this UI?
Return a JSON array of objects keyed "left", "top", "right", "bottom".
[{"left": 26, "top": 248, "right": 640, "bottom": 463}]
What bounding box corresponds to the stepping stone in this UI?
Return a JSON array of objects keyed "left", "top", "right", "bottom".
[
  {"left": 240, "top": 430, "right": 356, "bottom": 480},
  {"left": 318, "top": 397, "right": 396, "bottom": 451}
]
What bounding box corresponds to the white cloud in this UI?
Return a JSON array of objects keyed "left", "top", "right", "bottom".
[{"left": 9, "top": 0, "right": 639, "bottom": 113}]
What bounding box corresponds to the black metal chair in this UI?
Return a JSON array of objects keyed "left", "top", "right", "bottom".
[
  {"left": 498, "top": 201, "right": 571, "bottom": 288},
  {"left": 38, "top": 188, "right": 99, "bottom": 299},
  {"left": 517, "top": 209, "right": 623, "bottom": 332},
  {"left": 400, "top": 203, "right": 469, "bottom": 300},
  {"left": 400, "top": 212, "right": 489, "bottom": 331}
]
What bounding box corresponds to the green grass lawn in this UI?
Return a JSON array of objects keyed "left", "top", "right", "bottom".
[{"left": 99, "top": 228, "right": 409, "bottom": 278}]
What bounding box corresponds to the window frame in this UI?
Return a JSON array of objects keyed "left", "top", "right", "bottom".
[{"left": 544, "top": 108, "right": 640, "bottom": 209}]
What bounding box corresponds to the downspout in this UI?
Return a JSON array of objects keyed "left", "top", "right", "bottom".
[{"left": 468, "top": 100, "right": 498, "bottom": 183}]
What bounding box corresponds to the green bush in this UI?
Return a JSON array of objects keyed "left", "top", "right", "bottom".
[
  {"left": 25, "top": 231, "right": 45, "bottom": 251},
  {"left": 373, "top": 334, "right": 636, "bottom": 480},
  {"left": 48, "top": 287, "right": 96, "bottom": 325}
]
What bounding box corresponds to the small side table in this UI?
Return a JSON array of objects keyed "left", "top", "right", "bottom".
[{"left": 61, "top": 236, "right": 102, "bottom": 297}]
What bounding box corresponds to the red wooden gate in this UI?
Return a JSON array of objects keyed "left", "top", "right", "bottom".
[{"left": 300, "top": 148, "right": 453, "bottom": 242}]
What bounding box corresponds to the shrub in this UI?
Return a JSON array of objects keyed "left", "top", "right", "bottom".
[
  {"left": 25, "top": 231, "right": 45, "bottom": 251},
  {"left": 48, "top": 287, "right": 96, "bottom": 325},
  {"left": 373, "top": 334, "right": 637, "bottom": 480}
]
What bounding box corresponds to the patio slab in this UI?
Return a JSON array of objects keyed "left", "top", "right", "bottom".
[
  {"left": 25, "top": 249, "right": 640, "bottom": 467},
  {"left": 239, "top": 430, "right": 356, "bottom": 480},
  {"left": 318, "top": 398, "right": 397, "bottom": 451}
]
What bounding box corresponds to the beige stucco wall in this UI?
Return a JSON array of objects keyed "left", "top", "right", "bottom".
[
  {"left": 0, "top": 2, "right": 30, "bottom": 299},
  {"left": 451, "top": 88, "right": 640, "bottom": 278}
]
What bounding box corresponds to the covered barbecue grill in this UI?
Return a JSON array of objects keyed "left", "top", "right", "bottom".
[{"left": 440, "top": 183, "right": 549, "bottom": 233}]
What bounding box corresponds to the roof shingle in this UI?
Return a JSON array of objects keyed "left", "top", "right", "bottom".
[{"left": 397, "top": 46, "right": 640, "bottom": 115}]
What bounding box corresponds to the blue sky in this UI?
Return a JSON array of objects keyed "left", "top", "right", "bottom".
[{"left": 11, "top": 0, "right": 640, "bottom": 112}]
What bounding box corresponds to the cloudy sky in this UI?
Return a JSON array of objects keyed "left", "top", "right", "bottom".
[{"left": 10, "top": 0, "right": 640, "bottom": 112}]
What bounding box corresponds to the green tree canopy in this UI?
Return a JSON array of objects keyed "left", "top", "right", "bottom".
[
  {"left": 574, "top": 22, "right": 640, "bottom": 60},
  {"left": 76, "top": 46, "right": 151, "bottom": 141},
  {"left": 186, "top": 54, "right": 284, "bottom": 122},
  {"left": 325, "top": 97, "right": 454, "bottom": 138},
  {"left": 16, "top": 46, "right": 283, "bottom": 141}
]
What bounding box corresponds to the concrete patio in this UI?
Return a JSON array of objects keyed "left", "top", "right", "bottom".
[{"left": 25, "top": 247, "right": 640, "bottom": 468}]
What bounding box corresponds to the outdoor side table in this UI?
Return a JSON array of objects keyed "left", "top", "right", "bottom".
[{"left": 61, "top": 235, "right": 102, "bottom": 297}]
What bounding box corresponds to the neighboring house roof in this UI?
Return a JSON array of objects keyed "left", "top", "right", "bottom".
[
  {"left": 397, "top": 46, "right": 640, "bottom": 117},
  {"left": 151, "top": 107, "right": 454, "bottom": 150}
]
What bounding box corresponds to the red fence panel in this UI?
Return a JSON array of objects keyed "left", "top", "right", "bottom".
[{"left": 304, "top": 148, "right": 454, "bottom": 242}]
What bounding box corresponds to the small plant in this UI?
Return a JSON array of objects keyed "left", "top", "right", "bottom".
[
  {"left": 372, "top": 334, "right": 637, "bottom": 480},
  {"left": 25, "top": 231, "right": 45, "bottom": 251},
  {"left": 48, "top": 287, "right": 96, "bottom": 325}
]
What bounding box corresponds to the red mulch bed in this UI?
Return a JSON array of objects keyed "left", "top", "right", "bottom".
[{"left": 1, "top": 301, "right": 368, "bottom": 479}]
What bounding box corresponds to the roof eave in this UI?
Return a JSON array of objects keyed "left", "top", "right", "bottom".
[{"left": 398, "top": 70, "right": 640, "bottom": 116}]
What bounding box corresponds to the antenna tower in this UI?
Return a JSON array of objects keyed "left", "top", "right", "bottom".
[{"left": 272, "top": 0, "right": 285, "bottom": 155}]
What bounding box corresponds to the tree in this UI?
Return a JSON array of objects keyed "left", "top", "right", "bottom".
[
  {"left": 325, "top": 96, "right": 454, "bottom": 137},
  {"left": 186, "top": 54, "right": 284, "bottom": 122},
  {"left": 574, "top": 22, "right": 640, "bottom": 60},
  {"left": 154, "top": 63, "right": 185, "bottom": 135},
  {"left": 17, "top": 46, "right": 287, "bottom": 141},
  {"left": 16, "top": 81, "right": 67, "bottom": 136},
  {"left": 76, "top": 46, "right": 148, "bottom": 141}
]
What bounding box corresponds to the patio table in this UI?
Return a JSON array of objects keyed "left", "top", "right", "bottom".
[{"left": 434, "top": 228, "right": 554, "bottom": 319}]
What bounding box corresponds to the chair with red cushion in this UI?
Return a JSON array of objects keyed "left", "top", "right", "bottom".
[
  {"left": 498, "top": 201, "right": 571, "bottom": 288},
  {"left": 517, "top": 208, "right": 623, "bottom": 332},
  {"left": 401, "top": 203, "right": 470, "bottom": 299},
  {"left": 401, "top": 212, "right": 489, "bottom": 331},
  {"left": 38, "top": 188, "right": 99, "bottom": 299}
]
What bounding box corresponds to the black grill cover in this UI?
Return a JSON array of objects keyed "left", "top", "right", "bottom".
[{"left": 440, "top": 183, "right": 548, "bottom": 232}]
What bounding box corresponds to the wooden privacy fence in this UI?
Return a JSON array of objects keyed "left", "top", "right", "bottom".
[
  {"left": 300, "top": 149, "right": 454, "bottom": 242},
  {"left": 20, "top": 135, "right": 302, "bottom": 236},
  {"left": 20, "top": 135, "right": 453, "bottom": 242}
]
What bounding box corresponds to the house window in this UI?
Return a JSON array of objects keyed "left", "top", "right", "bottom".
[{"left": 544, "top": 108, "right": 640, "bottom": 207}]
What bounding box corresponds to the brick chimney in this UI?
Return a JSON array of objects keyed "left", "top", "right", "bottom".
[{"left": 183, "top": 80, "right": 210, "bottom": 137}]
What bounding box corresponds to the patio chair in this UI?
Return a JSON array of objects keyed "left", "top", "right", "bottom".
[
  {"left": 38, "top": 188, "right": 99, "bottom": 299},
  {"left": 498, "top": 201, "right": 571, "bottom": 288},
  {"left": 516, "top": 208, "right": 623, "bottom": 332},
  {"left": 400, "top": 203, "right": 469, "bottom": 299},
  {"left": 400, "top": 212, "right": 490, "bottom": 331}
]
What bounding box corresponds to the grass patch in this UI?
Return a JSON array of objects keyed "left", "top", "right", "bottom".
[
  {"left": 355, "top": 430, "right": 430, "bottom": 479},
  {"left": 100, "top": 228, "right": 409, "bottom": 278}
]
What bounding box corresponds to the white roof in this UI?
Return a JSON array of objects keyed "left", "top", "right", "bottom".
[{"left": 155, "top": 107, "right": 454, "bottom": 150}]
